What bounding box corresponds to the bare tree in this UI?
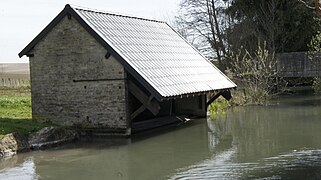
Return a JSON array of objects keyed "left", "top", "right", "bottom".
[
  {"left": 298, "top": 0, "right": 321, "bottom": 19},
  {"left": 177, "top": 0, "right": 231, "bottom": 70},
  {"left": 229, "top": 42, "right": 286, "bottom": 104}
]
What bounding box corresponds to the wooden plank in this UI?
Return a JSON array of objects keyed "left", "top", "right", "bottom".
[
  {"left": 132, "top": 116, "right": 181, "bottom": 133},
  {"left": 130, "top": 105, "right": 146, "bottom": 120},
  {"left": 128, "top": 80, "right": 160, "bottom": 116}
]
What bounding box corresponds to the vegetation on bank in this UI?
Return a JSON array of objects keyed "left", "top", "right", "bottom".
[
  {"left": 208, "top": 43, "right": 286, "bottom": 118},
  {"left": 0, "top": 87, "right": 50, "bottom": 139},
  {"left": 208, "top": 97, "right": 229, "bottom": 119},
  {"left": 226, "top": 42, "right": 286, "bottom": 106}
]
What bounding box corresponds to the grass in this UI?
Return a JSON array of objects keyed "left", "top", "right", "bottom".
[
  {"left": 0, "top": 87, "right": 51, "bottom": 139},
  {"left": 0, "top": 95, "right": 31, "bottom": 119}
]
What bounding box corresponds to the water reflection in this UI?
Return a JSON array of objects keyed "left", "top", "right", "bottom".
[
  {"left": 1, "top": 94, "right": 321, "bottom": 179},
  {"left": 169, "top": 146, "right": 241, "bottom": 179},
  {"left": 211, "top": 99, "right": 321, "bottom": 163},
  {"left": 170, "top": 93, "right": 321, "bottom": 179},
  {"left": 0, "top": 157, "right": 37, "bottom": 180},
  {"left": 0, "top": 121, "right": 212, "bottom": 180}
]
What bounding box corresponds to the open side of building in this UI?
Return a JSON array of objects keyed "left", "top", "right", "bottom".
[{"left": 19, "top": 5, "right": 236, "bottom": 135}]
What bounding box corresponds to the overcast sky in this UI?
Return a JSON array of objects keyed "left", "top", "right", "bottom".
[{"left": 0, "top": 0, "right": 181, "bottom": 63}]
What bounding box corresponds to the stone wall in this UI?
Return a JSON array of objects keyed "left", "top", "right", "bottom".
[{"left": 29, "top": 16, "right": 129, "bottom": 134}]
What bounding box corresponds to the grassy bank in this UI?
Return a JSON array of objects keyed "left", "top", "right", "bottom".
[
  {"left": 0, "top": 87, "right": 31, "bottom": 119},
  {"left": 0, "top": 87, "right": 50, "bottom": 138}
]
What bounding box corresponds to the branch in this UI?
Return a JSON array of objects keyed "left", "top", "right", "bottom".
[{"left": 297, "top": 0, "right": 316, "bottom": 9}]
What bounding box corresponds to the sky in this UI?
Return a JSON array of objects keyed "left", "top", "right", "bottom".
[{"left": 0, "top": 0, "right": 181, "bottom": 63}]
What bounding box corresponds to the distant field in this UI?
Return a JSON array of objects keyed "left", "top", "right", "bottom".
[
  {"left": 0, "top": 63, "right": 30, "bottom": 87},
  {"left": 0, "top": 63, "right": 29, "bottom": 78}
]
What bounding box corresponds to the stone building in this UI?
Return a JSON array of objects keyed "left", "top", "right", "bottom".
[{"left": 19, "top": 5, "right": 236, "bottom": 135}]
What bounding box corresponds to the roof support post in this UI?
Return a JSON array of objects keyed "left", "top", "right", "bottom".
[{"left": 130, "top": 105, "right": 146, "bottom": 120}]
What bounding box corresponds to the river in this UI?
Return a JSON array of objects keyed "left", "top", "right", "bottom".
[{"left": 1, "top": 91, "right": 321, "bottom": 179}]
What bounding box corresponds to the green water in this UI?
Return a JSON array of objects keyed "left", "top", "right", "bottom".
[{"left": 1, "top": 93, "right": 321, "bottom": 179}]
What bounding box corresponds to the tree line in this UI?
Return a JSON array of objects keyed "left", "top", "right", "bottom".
[
  {"left": 175, "top": 0, "right": 321, "bottom": 104},
  {"left": 176, "top": 0, "right": 321, "bottom": 70}
]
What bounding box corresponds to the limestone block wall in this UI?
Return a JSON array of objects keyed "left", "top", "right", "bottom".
[{"left": 29, "top": 16, "right": 129, "bottom": 134}]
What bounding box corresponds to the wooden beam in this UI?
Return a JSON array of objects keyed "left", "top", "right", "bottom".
[
  {"left": 73, "top": 78, "right": 126, "bottom": 82},
  {"left": 206, "top": 90, "right": 232, "bottom": 107},
  {"left": 206, "top": 91, "right": 222, "bottom": 107},
  {"left": 132, "top": 116, "right": 181, "bottom": 133},
  {"left": 130, "top": 105, "right": 146, "bottom": 120},
  {"left": 128, "top": 80, "right": 160, "bottom": 116},
  {"left": 221, "top": 90, "right": 232, "bottom": 101}
]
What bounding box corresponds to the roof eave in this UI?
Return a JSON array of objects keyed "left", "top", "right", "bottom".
[{"left": 161, "top": 86, "right": 237, "bottom": 101}]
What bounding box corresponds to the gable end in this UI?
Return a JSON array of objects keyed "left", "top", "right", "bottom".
[{"left": 19, "top": 4, "right": 163, "bottom": 101}]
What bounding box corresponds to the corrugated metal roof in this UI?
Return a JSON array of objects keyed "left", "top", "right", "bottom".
[{"left": 71, "top": 6, "right": 236, "bottom": 98}]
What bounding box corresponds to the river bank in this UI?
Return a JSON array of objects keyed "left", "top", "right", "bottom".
[
  {"left": 0, "top": 86, "right": 313, "bottom": 159},
  {"left": 0, "top": 87, "right": 48, "bottom": 139},
  {"left": 0, "top": 87, "right": 79, "bottom": 159},
  {"left": 1, "top": 91, "right": 321, "bottom": 179},
  {"left": 0, "top": 127, "right": 78, "bottom": 159}
]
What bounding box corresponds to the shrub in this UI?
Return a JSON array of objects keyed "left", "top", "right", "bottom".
[
  {"left": 228, "top": 41, "right": 285, "bottom": 105},
  {"left": 208, "top": 97, "right": 229, "bottom": 119}
]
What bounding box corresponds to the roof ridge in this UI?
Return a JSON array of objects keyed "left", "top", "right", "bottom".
[{"left": 67, "top": 4, "right": 166, "bottom": 24}]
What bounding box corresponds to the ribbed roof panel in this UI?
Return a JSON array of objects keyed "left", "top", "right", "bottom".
[{"left": 72, "top": 6, "right": 236, "bottom": 97}]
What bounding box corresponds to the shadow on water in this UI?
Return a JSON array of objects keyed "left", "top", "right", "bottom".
[
  {"left": 63, "top": 118, "right": 206, "bottom": 148},
  {"left": 130, "top": 119, "right": 204, "bottom": 142}
]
